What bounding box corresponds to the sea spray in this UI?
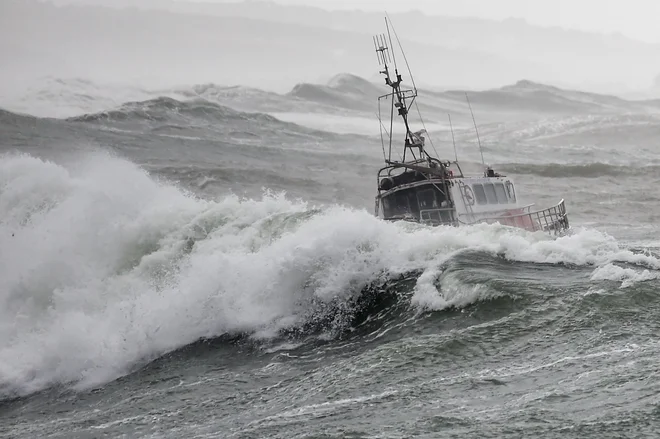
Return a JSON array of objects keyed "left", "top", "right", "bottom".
[{"left": 1, "top": 151, "right": 658, "bottom": 398}]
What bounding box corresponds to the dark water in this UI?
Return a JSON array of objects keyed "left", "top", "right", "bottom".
[{"left": 1, "top": 77, "right": 660, "bottom": 438}]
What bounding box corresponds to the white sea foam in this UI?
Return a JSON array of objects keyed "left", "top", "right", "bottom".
[
  {"left": 1, "top": 152, "right": 658, "bottom": 396},
  {"left": 590, "top": 263, "right": 660, "bottom": 288}
]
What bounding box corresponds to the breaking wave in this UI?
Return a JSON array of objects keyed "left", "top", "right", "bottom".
[
  {"left": 1, "top": 151, "right": 659, "bottom": 399},
  {"left": 0, "top": 77, "right": 166, "bottom": 120}
]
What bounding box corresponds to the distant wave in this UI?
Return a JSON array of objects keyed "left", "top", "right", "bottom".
[
  {"left": 66, "top": 96, "right": 281, "bottom": 124},
  {"left": 178, "top": 83, "right": 273, "bottom": 99},
  {"left": 0, "top": 77, "right": 166, "bottom": 119},
  {"left": 288, "top": 83, "right": 352, "bottom": 107},
  {"left": 0, "top": 108, "right": 38, "bottom": 123},
  {"left": 499, "top": 162, "right": 660, "bottom": 178},
  {"left": 154, "top": 164, "right": 323, "bottom": 192},
  {"left": 0, "top": 99, "right": 349, "bottom": 150},
  {"left": 287, "top": 74, "right": 386, "bottom": 112}
]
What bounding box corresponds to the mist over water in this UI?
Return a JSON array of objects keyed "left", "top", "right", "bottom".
[{"left": 2, "top": 1, "right": 660, "bottom": 438}]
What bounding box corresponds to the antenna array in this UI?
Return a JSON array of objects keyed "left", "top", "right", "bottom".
[{"left": 373, "top": 34, "right": 391, "bottom": 66}]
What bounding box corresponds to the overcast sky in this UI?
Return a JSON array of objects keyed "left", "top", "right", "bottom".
[{"left": 208, "top": 0, "right": 660, "bottom": 44}]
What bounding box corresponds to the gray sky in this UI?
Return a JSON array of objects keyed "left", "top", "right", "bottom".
[{"left": 210, "top": 0, "right": 660, "bottom": 44}]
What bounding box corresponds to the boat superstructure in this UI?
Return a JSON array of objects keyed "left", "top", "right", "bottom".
[{"left": 371, "top": 21, "right": 569, "bottom": 235}]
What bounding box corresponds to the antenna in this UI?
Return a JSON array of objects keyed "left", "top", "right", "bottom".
[
  {"left": 373, "top": 34, "right": 392, "bottom": 66},
  {"left": 465, "top": 92, "right": 486, "bottom": 169},
  {"left": 385, "top": 12, "right": 417, "bottom": 93},
  {"left": 372, "top": 15, "right": 427, "bottom": 165},
  {"left": 373, "top": 31, "right": 395, "bottom": 161},
  {"left": 384, "top": 17, "right": 399, "bottom": 73},
  {"left": 448, "top": 113, "right": 458, "bottom": 162}
]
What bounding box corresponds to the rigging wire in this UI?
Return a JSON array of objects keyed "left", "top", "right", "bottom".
[
  {"left": 448, "top": 113, "right": 458, "bottom": 162},
  {"left": 385, "top": 12, "right": 416, "bottom": 91},
  {"left": 386, "top": 12, "right": 441, "bottom": 160},
  {"left": 413, "top": 101, "right": 441, "bottom": 159},
  {"left": 376, "top": 111, "right": 387, "bottom": 162},
  {"left": 465, "top": 92, "right": 486, "bottom": 169}
]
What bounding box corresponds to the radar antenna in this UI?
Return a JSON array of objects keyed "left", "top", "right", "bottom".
[{"left": 373, "top": 18, "right": 429, "bottom": 165}]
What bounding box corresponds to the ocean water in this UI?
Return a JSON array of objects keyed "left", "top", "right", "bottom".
[{"left": 1, "top": 75, "right": 660, "bottom": 438}]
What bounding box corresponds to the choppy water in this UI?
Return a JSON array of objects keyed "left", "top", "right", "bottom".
[{"left": 1, "top": 75, "right": 660, "bottom": 438}]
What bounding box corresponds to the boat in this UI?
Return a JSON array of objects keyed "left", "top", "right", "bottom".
[{"left": 371, "top": 20, "right": 569, "bottom": 235}]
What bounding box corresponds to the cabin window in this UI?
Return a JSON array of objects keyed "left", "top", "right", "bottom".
[
  {"left": 397, "top": 191, "right": 413, "bottom": 215},
  {"left": 473, "top": 184, "right": 487, "bottom": 205},
  {"left": 382, "top": 189, "right": 414, "bottom": 217},
  {"left": 404, "top": 190, "right": 419, "bottom": 216},
  {"left": 483, "top": 183, "right": 498, "bottom": 204},
  {"left": 381, "top": 184, "right": 449, "bottom": 219},
  {"left": 417, "top": 188, "right": 437, "bottom": 211},
  {"left": 494, "top": 183, "right": 508, "bottom": 204},
  {"left": 472, "top": 182, "right": 513, "bottom": 205},
  {"left": 505, "top": 181, "right": 516, "bottom": 202}
]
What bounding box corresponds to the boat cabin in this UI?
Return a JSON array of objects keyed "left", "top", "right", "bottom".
[
  {"left": 375, "top": 160, "right": 461, "bottom": 226},
  {"left": 378, "top": 180, "right": 454, "bottom": 223},
  {"left": 375, "top": 161, "right": 522, "bottom": 227}
]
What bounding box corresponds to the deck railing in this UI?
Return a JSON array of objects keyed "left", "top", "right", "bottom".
[
  {"left": 419, "top": 200, "right": 569, "bottom": 234},
  {"left": 480, "top": 199, "right": 569, "bottom": 234}
]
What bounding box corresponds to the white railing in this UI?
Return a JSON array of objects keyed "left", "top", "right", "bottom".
[
  {"left": 478, "top": 199, "right": 569, "bottom": 234},
  {"left": 419, "top": 200, "right": 569, "bottom": 234}
]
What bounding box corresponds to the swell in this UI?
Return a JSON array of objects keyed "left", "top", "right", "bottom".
[
  {"left": 0, "top": 108, "right": 39, "bottom": 124},
  {"left": 0, "top": 98, "right": 340, "bottom": 145},
  {"left": 153, "top": 165, "right": 324, "bottom": 192},
  {"left": 65, "top": 96, "right": 282, "bottom": 124},
  {"left": 499, "top": 162, "right": 660, "bottom": 178}
]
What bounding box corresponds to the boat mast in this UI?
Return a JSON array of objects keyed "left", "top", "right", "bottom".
[{"left": 374, "top": 19, "right": 428, "bottom": 165}]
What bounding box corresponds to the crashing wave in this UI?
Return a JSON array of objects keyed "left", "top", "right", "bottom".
[{"left": 1, "top": 152, "right": 658, "bottom": 398}]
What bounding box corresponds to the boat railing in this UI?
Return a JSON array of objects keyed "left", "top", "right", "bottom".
[
  {"left": 518, "top": 203, "right": 536, "bottom": 214},
  {"left": 480, "top": 199, "right": 569, "bottom": 234}
]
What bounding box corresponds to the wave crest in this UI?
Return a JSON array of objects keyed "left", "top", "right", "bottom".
[
  {"left": 1, "top": 152, "right": 658, "bottom": 398},
  {"left": 66, "top": 96, "right": 281, "bottom": 124}
]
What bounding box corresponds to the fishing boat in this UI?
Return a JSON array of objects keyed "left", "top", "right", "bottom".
[{"left": 371, "top": 21, "right": 569, "bottom": 235}]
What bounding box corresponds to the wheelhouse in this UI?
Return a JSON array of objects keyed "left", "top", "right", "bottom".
[{"left": 375, "top": 159, "right": 463, "bottom": 226}]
